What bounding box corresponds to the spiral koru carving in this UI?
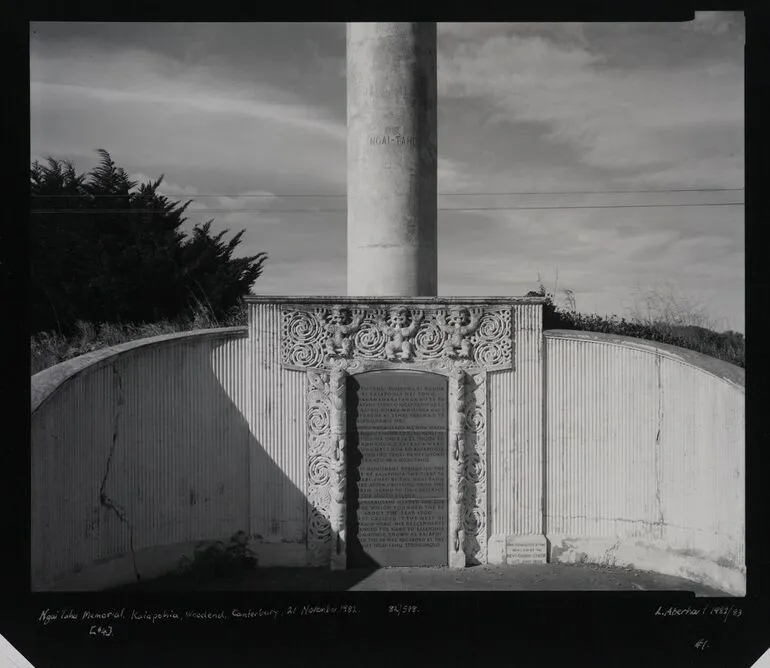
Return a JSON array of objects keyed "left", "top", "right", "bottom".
[
  {"left": 308, "top": 454, "right": 332, "bottom": 486},
  {"left": 307, "top": 403, "right": 330, "bottom": 438},
  {"left": 353, "top": 317, "right": 388, "bottom": 358},
  {"left": 413, "top": 320, "right": 445, "bottom": 359},
  {"left": 472, "top": 341, "right": 506, "bottom": 367},
  {"left": 465, "top": 406, "right": 486, "bottom": 434},
  {"left": 463, "top": 504, "right": 486, "bottom": 551},
  {"left": 476, "top": 310, "right": 507, "bottom": 340},
  {"left": 308, "top": 507, "right": 332, "bottom": 543},
  {"left": 463, "top": 450, "right": 486, "bottom": 485},
  {"left": 282, "top": 310, "right": 326, "bottom": 368}
]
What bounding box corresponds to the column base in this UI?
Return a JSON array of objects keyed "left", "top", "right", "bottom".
[
  {"left": 449, "top": 550, "right": 466, "bottom": 569},
  {"left": 330, "top": 537, "right": 346, "bottom": 570}
]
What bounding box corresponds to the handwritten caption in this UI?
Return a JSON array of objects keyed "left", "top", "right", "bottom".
[
  {"left": 654, "top": 604, "right": 742, "bottom": 623},
  {"left": 38, "top": 604, "right": 362, "bottom": 638}
]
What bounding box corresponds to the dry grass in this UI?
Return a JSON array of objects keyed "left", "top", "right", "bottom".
[{"left": 31, "top": 302, "right": 248, "bottom": 375}]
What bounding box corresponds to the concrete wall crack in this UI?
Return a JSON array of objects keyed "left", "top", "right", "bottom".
[
  {"left": 98, "top": 364, "right": 140, "bottom": 582},
  {"left": 654, "top": 356, "right": 665, "bottom": 530}
]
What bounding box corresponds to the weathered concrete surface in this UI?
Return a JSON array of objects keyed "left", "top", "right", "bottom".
[
  {"left": 544, "top": 329, "right": 745, "bottom": 388},
  {"left": 30, "top": 327, "right": 247, "bottom": 413},
  {"left": 544, "top": 331, "right": 745, "bottom": 599},
  {"left": 549, "top": 537, "right": 746, "bottom": 597},
  {"left": 113, "top": 564, "right": 730, "bottom": 596},
  {"left": 347, "top": 22, "right": 437, "bottom": 296}
]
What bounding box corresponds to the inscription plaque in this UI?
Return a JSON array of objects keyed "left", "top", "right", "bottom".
[
  {"left": 505, "top": 536, "right": 548, "bottom": 565},
  {"left": 347, "top": 371, "right": 448, "bottom": 567}
]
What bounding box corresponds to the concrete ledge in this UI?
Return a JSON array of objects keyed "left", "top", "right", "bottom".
[
  {"left": 547, "top": 534, "right": 745, "bottom": 597},
  {"left": 31, "top": 326, "right": 248, "bottom": 414},
  {"left": 246, "top": 295, "right": 547, "bottom": 305},
  {"left": 544, "top": 329, "right": 744, "bottom": 389}
]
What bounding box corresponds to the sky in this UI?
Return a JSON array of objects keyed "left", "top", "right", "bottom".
[{"left": 30, "top": 16, "right": 745, "bottom": 332}]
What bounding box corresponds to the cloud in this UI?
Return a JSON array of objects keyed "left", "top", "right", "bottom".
[
  {"left": 30, "top": 22, "right": 744, "bottom": 331},
  {"left": 33, "top": 81, "right": 345, "bottom": 142},
  {"left": 129, "top": 172, "right": 200, "bottom": 197},
  {"left": 437, "top": 22, "right": 743, "bottom": 185},
  {"left": 217, "top": 190, "right": 278, "bottom": 210},
  {"left": 30, "top": 38, "right": 347, "bottom": 192}
]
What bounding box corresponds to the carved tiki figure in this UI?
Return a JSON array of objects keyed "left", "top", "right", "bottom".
[
  {"left": 448, "top": 369, "right": 467, "bottom": 557},
  {"left": 328, "top": 369, "right": 347, "bottom": 553},
  {"left": 449, "top": 434, "right": 466, "bottom": 553},
  {"left": 381, "top": 307, "right": 424, "bottom": 360},
  {"left": 437, "top": 306, "right": 483, "bottom": 359},
  {"left": 323, "top": 307, "right": 365, "bottom": 358}
]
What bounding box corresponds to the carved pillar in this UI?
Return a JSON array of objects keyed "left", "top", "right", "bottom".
[
  {"left": 328, "top": 369, "right": 348, "bottom": 569},
  {"left": 448, "top": 369, "right": 466, "bottom": 568}
]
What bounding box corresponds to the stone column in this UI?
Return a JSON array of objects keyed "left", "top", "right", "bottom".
[{"left": 347, "top": 22, "right": 438, "bottom": 296}]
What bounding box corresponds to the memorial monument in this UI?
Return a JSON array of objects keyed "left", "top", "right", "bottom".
[
  {"left": 29, "top": 23, "right": 745, "bottom": 596},
  {"left": 246, "top": 22, "right": 548, "bottom": 570}
]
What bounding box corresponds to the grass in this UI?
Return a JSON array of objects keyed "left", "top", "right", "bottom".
[
  {"left": 31, "top": 296, "right": 744, "bottom": 374},
  {"left": 31, "top": 301, "right": 248, "bottom": 375}
]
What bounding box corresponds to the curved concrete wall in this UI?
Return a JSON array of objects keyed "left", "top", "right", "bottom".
[
  {"left": 31, "top": 328, "right": 251, "bottom": 591},
  {"left": 544, "top": 330, "right": 745, "bottom": 595},
  {"left": 30, "top": 322, "right": 745, "bottom": 595}
]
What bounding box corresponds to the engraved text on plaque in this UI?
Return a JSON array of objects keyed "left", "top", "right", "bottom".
[{"left": 347, "top": 371, "right": 448, "bottom": 567}]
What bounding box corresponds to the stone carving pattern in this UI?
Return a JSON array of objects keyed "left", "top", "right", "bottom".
[
  {"left": 296, "top": 306, "right": 496, "bottom": 566},
  {"left": 448, "top": 370, "right": 466, "bottom": 563},
  {"left": 306, "top": 371, "right": 334, "bottom": 561},
  {"left": 462, "top": 372, "right": 488, "bottom": 563},
  {"left": 281, "top": 305, "right": 512, "bottom": 372},
  {"left": 327, "top": 369, "right": 347, "bottom": 561}
]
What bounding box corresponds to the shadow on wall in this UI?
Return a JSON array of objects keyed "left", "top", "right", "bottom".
[{"left": 30, "top": 330, "right": 375, "bottom": 591}]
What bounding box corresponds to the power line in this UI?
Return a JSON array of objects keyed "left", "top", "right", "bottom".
[
  {"left": 31, "top": 202, "right": 745, "bottom": 214},
  {"left": 31, "top": 187, "right": 745, "bottom": 199}
]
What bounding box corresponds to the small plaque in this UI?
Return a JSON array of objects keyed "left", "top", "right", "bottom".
[{"left": 505, "top": 536, "right": 548, "bottom": 565}]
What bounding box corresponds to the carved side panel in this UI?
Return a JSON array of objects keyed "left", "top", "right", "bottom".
[
  {"left": 463, "top": 373, "right": 488, "bottom": 564},
  {"left": 327, "top": 369, "right": 347, "bottom": 569},
  {"left": 306, "top": 371, "right": 334, "bottom": 564},
  {"left": 448, "top": 370, "right": 466, "bottom": 567}
]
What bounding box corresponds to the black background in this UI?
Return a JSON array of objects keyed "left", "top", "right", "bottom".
[{"left": 3, "top": 1, "right": 768, "bottom": 666}]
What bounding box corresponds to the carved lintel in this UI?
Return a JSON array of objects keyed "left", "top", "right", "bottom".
[{"left": 282, "top": 304, "right": 512, "bottom": 372}]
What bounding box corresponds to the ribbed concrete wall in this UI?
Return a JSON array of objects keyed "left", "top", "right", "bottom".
[
  {"left": 544, "top": 330, "right": 745, "bottom": 594},
  {"left": 31, "top": 309, "right": 744, "bottom": 594},
  {"left": 488, "top": 304, "right": 543, "bottom": 536},
  {"left": 30, "top": 329, "right": 251, "bottom": 590},
  {"left": 247, "top": 302, "right": 307, "bottom": 543}
]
